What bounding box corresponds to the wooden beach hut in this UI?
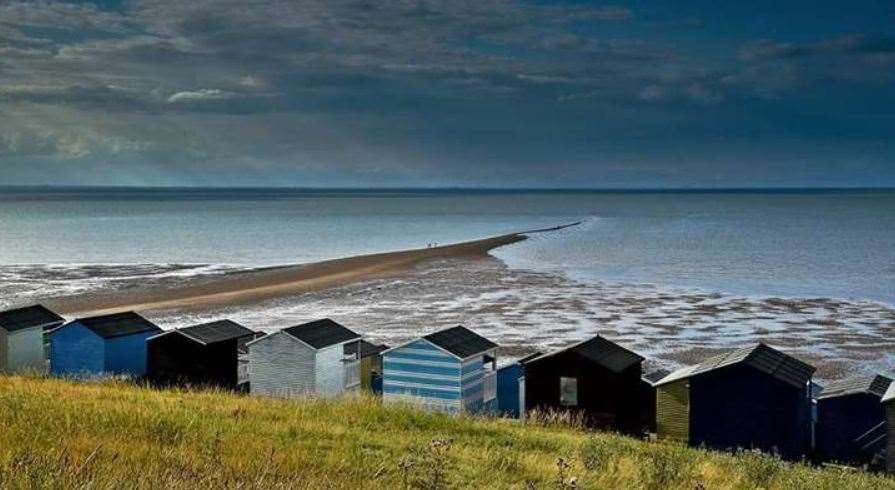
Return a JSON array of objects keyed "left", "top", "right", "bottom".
[
  {"left": 655, "top": 343, "right": 815, "bottom": 460},
  {"left": 382, "top": 326, "right": 498, "bottom": 414},
  {"left": 146, "top": 320, "right": 259, "bottom": 389},
  {"left": 344, "top": 340, "right": 388, "bottom": 393},
  {"left": 815, "top": 374, "right": 891, "bottom": 465},
  {"left": 495, "top": 353, "right": 541, "bottom": 418},
  {"left": 884, "top": 383, "right": 895, "bottom": 473},
  {"left": 50, "top": 311, "right": 161, "bottom": 377},
  {"left": 0, "top": 304, "right": 64, "bottom": 373},
  {"left": 519, "top": 336, "right": 646, "bottom": 433},
  {"left": 247, "top": 318, "right": 363, "bottom": 398}
]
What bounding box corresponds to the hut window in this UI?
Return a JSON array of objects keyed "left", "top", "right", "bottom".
[{"left": 560, "top": 377, "right": 578, "bottom": 407}]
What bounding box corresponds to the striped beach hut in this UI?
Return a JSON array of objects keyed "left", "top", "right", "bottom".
[
  {"left": 655, "top": 343, "right": 815, "bottom": 460},
  {"left": 815, "top": 374, "right": 891, "bottom": 465},
  {"left": 382, "top": 326, "right": 498, "bottom": 414},
  {"left": 146, "top": 320, "right": 258, "bottom": 389},
  {"left": 519, "top": 336, "right": 647, "bottom": 433},
  {"left": 50, "top": 311, "right": 161, "bottom": 377},
  {"left": 883, "top": 383, "right": 895, "bottom": 473},
  {"left": 247, "top": 319, "right": 363, "bottom": 398},
  {"left": 0, "top": 304, "right": 64, "bottom": 373}
]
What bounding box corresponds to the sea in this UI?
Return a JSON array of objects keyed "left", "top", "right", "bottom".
[{"left": 1, "top": 188, "right": 893, "bottom": 378}]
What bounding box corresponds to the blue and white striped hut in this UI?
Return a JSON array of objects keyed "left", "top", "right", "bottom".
[{"left": 382, "top": 326, "right": 498, "bottom": 414}]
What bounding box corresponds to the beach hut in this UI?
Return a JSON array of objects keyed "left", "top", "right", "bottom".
[
  {"left": 382, "top": 326, "right": 498, "bottom": 414},
  {"left": 519, "top": 336, "right": 646, "bottom": 433},
  {"left": 815, "top": 374, "right": 891, "bottom": 465},
  {"left": 146, "top": 320, "right": 259, "bottom": 389},
  {"left": 884, "top": 383, "right": 895, "bottom": 473},
  {"left": 247, "top": 318, "right": 363, "bottom": 398},
  {"left": 50, "top": 311, "right": 161, "bottom": 377},
  {"left": 495, "top": 353, "right": 541, "bottom": 418},
  {"left": 655, "top": 343, "right": 815, "bottom": 460},
  {"left": 0, "top": 304, "right": 65, "bottom": 373},
  {"left": 344, "top": 340, "right": 388, "bottom": 393}
]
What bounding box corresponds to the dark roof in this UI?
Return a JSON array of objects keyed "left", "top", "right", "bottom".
[
  {"left": 174, "top": 320, "right": 256, "bottom": 345},
  {"left": 74, "top": 311, "right": 161, "bottom": 339},
  {"left": 423, "top": 326, "right": 497, "bottom": 358},
  {"left": 0, "top": 304, "right": 65, "bottom": 332},
  {"left": 656, "top": 343, "right": 815, "bottom": 388},
  {"left": 817, "top": 375, "right": 892, "bottom": 400},
  {"left": 344, "top": 340, "right": 389, "bottom": 358},
  {"left": 284, "top": 318, "right": 360, "bottom": 349},
  {"left": 524, "top": 336, "right": 644, "bottom": 373},
  {"left": 643, "top": 368, "right": 672, "bottom": 384}
]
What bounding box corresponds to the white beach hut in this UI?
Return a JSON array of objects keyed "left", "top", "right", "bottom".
[
  {"left": 247, "top": 319, "right": 363, "bottom": 398},
  {"left": 0, "top": 304, "right": 65, "bottom": 373}
]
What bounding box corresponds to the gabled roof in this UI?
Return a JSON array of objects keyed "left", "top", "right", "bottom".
[
  {"left": 0, "top": 304, "right": 65, "bottom": 332},
  {"left": 523, "top": 336, "right": 644, "bottom": 373},
  {"left": 643, "top": 368, "right": 672, "bottom": 385},
  {"left": 423, "top": 326, "right": 497, "bottom": 359},
  {"left": 283, "top": 319, "right": 360, "bottom": 349},
  {"left": 344, "top": 340, "right": 388, "bottom": 359},
  {"left": 655, "top": 343, "right": 815, "bottom": 388},
  {"left": 152, "top": 320, "right": 256, "bottom": 345},
  {"left": 883, "top": 383, "right": 895, "bottom": 404},
  {"left": 72, "top": 311, "right": 161, "bottom": 339},
  {"left": 817, "top": 374, "right": 892, "bottom": 400}
]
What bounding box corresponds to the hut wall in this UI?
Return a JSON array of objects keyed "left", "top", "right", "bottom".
[
  {"left": 656, "top": 380, "right": 690, "bottom": 442},
  {"left": 523, "top": 350, "right": 643, "bottom": 433},
  {"left": 315, "top": 343, "right": 354, "bottom": 395},
  {"left": 383, "top": 339, "right": 462, "bottom": 413},
  {"left": 104, "top": 331, "right": 156, "bottom": 376},
  {"left": 887, "top": 402, "right": 895, "bottom": 473},
  {"left": 147, "top": 333, "right": 204, "bottom": 386},
  {"left": 249, "top": 332, "right": 316, "bottom": 398},
  {"left": 816, "top": 394, "right": 886, "bottom": 464},
  {"left": 690, "top": 365, "right": 812, "bottom": 460},
  {"left": 6, "top": 327, "right": 45, "bottom": 372},
  {"left": 496, "top": 363, "right": 523, "bottom": 417},
  {"left": 50, "top": 322, "right": 105, "bottom": 376},
  {"left": 461, "top": 355, "right": 486, "bottom": 413},
  {"left": 0, "top": 328, "right": 7, "bottom": 371},
  {"left": 639, "top": 379, "right": 657, "bottom": 433}
]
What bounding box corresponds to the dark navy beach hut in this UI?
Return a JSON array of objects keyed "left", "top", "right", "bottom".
[
  {"left": 655, "top": 343, "right": 815, "bottom": 460},
  {"left": 50, "top": 311, "right": 161, "bottom": 377},
  {"left": 382, "top": 326, "right": 498, "bottom": 414},
  {"left": 519, "top": 336, "right": 646, "bottom": 433},
  {"left": 0, "top": 304, "right": 64, "bottom": 373},
  {"left": 815, "top": 374, "right": 891, "bottom": 465},
  {"left": 146, "top": 320, "right": 258, "bottom": 389}
]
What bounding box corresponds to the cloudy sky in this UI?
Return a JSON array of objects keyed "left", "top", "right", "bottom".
[{"left": 1, "top": 0, "right": 893, "bottom": 187}]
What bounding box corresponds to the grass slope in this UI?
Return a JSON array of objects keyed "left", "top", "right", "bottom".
[{"left": 0, "top": 375, "right": 892, "bottom": 489}]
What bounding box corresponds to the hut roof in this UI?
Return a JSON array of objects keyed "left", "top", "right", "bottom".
[
  {"left": 0, "top": 304, "right": 65, "bottom": 332},
  {"left": 283, "top": 319, "right": 360, "bottom": 349},
  {"left": 643, "top": 368, "right": 672, "bottom": 385},
  {"left": 655, "top": 343, "right": 815, "bottom": 388},
  {"left": 523, "top": 336, "right": 644, "bottom": 373},
  {"left": 73, "top": 311, "right": 161, "bottom": 339},
  {"left": 423, "top": 326, "right": 497, "bottom": 359},
  {"left": 882, "top": 382, "right": 895, "bottom": 404},
  {"left": 151, "top": 320, "right": 256, "bottom": 345},
  {"left": 816, "top": 374, "right": 892, "bottom": 400},
  {"left": 344, "top": 340, "right": 388, "bottom": 359}
]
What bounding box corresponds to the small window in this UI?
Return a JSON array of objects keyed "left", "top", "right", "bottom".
[{"left": 560, "top": 377, "right": 578, "bottom": 407}]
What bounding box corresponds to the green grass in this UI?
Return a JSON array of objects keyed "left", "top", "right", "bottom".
[{"left": 0, "top": 375, "right": 892, "bottom": 489}]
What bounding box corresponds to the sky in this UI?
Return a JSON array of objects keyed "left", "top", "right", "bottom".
[{"left": 0, "top": 0, "right": 893, "bottom": 188}]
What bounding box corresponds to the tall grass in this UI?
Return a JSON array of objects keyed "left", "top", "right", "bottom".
[{"left": 0, "top": 375, "right": 892, "bottom": 489}]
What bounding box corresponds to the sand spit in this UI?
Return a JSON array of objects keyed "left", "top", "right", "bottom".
[{"left": 43, "top": 223, "right": 578, "bottom": 317}]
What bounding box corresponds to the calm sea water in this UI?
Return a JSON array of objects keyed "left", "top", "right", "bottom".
[{"left": 0, "top": 188, "right": 893, "bottom": 303}]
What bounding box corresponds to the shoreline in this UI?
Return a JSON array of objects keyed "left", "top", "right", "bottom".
[{"left": 43, "top": 223, "right": 578, "bottom": 317}]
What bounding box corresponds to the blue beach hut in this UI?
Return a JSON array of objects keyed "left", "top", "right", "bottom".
[
  {"left": 50, "top": 311, "right": 162, "bottom": 377},
  {"left": 496, "top": 352, "right": 541, "bottom": 418},
  {"left": 382, "top": 326, "right": 498, "bottom": 414}
]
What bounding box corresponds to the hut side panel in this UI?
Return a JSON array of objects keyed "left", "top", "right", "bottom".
[
  {"left": 816, "top": 395, "right": 887, "bottom": 464},
  {"left": 887, "top": 403, "right": 895, "bottom": 473},
  {"left": 104, "top": 331, "right": 156, "bottom": 376},
  {"left": 690, "top": 366, "right": 812, "bottom": 460},
  {"left": 50, "top": 323, "right": 105, "bottom": 376},
  {"left": 656, "top": 380, "right": 689, "bottom": 442},
  {"left": 147, "top": 334, "right": 241, "bottom": 388},
  {"left": 249, "top": 332, "right": 316, "bottom": 398},
  {"left": 383, "top": 339, "right": 462, "bottom": 413},
  {"left": 461, "top": 356, "right": 486, "bottom": 413},
  {"left": 0, "top": 329, "right": 7, "bottom": 371},
  {"left": 497, "top": 363, "right": 523, "bottom": 417},
  {"left": 7, "top": 327, "right": 45, "bottom": 372},
  {"left": 315, "top": 344, "right": 355, "bottom": 396}
]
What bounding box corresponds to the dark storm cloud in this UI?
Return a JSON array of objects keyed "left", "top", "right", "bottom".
[{"left": 0, "top": 0, "right": 893, "bottom": 187}]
